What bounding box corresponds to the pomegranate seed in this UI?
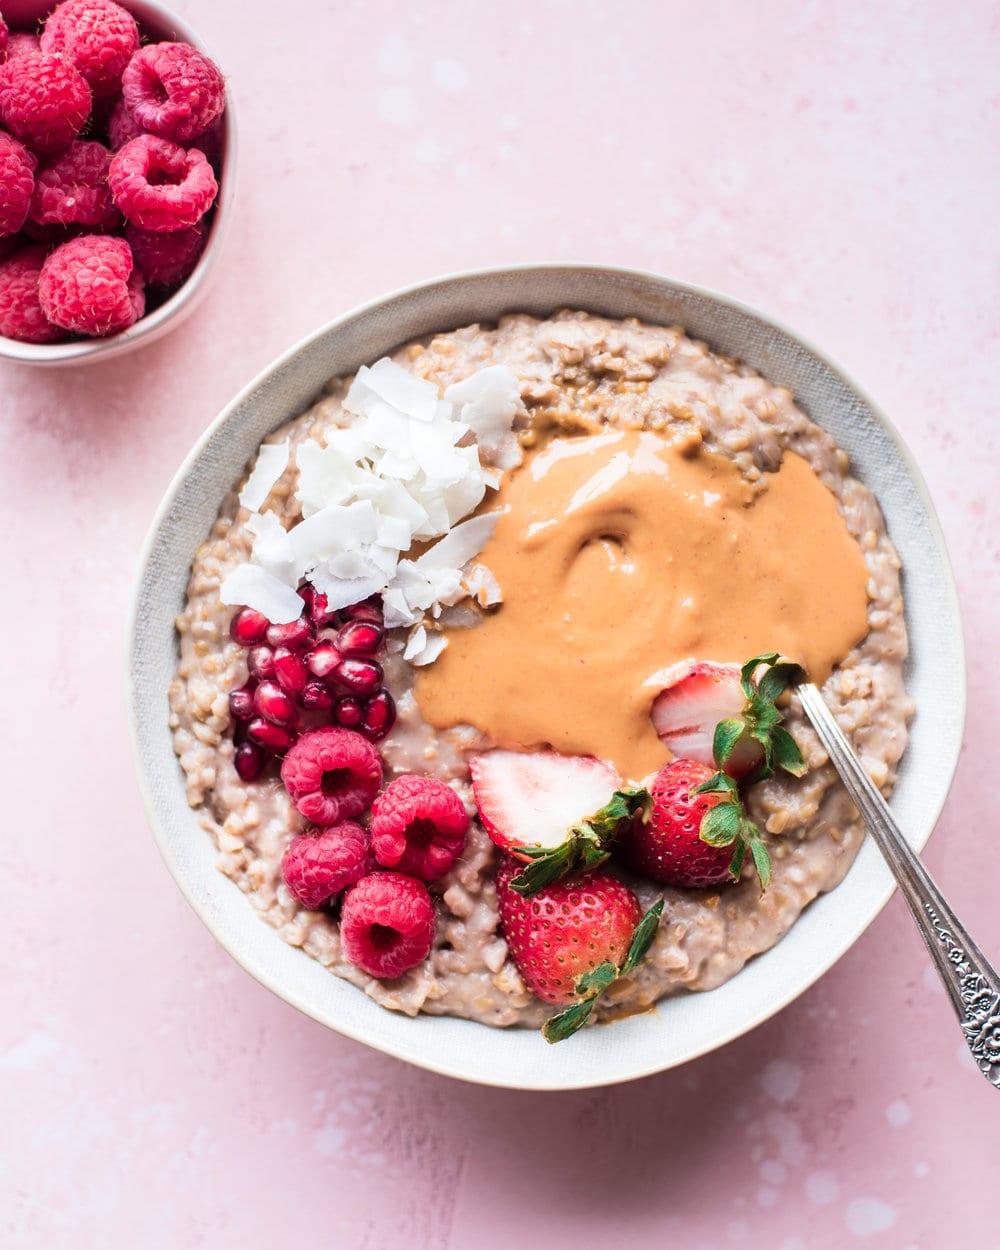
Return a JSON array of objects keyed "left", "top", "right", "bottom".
[
  {"left": 228, "top": 684, "right": 256, "bottom": 721},
  {"left": 254, "top": 680, "right": 298, "bottom": 727},
  {"left": 306, "top": 641, "right": 342, "bottom": 680},
  {"left": 299, "top": 680, "right": 334, "bottom": 711},
  {"left": 342, "top": 599, "right": 384, "bottom": 626},
  {"left": 234, "top": 741, "right": 266, "bottom": 782},
  {"left": 273, "top": 647, "right": 308, "bottom": 694},
  {"left": 247, "top": 645, "right": 275, "bottom": 681},
  {"left": 362, "top": 689, "right": 396, "bottom": 740},
  {"left": 338, "top": 620, "right": 384, "bottom": 657},
  {"left": 334, "top": 657, "right": 383, "bottom": 696},
  {"left": 247, "top": 717, "right": 295, "bottom": 753},
  {"left": 334, "top": 695, "right": 364, "bottom": 728},
  {"left": 299, "top": 583, "right": 338, "bottom": 627},
  {"left": 266, "top": 617, "right": 315, "bottom": 651},
  {"left": 229, "top": 608, "right": 270, "bottom": 647}
]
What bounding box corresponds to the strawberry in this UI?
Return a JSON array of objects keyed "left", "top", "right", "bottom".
[
  {"left": 651, "top": 652, "right": 806, "bottom": 783},
  {"left": 618, "top": 758, "right": 772, "bottom": 889},
  {"left": 495, "top": 856, "right": 664, "bottom": 1042},
  {"left": 470, "top": 749, "right": 647, "bottom": 896}
]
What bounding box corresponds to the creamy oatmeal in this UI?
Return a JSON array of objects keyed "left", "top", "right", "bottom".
[{"left": 170, "top": 311, "right": 911, "bottom": 1030}]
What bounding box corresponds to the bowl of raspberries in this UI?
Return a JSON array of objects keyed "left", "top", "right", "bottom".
[{"left": 0, "top": 0, "right": 233, "bottom": 363}]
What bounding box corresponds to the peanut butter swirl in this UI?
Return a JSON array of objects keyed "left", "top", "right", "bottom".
[{"left": 416, "top": 429, "right": 870, "bottom": 783}]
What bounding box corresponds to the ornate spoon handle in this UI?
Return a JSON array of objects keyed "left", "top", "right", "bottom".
[{"left": 797, "top": 681, "right": 1000, "bottom": 1089}]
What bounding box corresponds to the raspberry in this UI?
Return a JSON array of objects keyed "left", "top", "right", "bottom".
[
  {"left": 370, "top": 775, "right": 469, "bottom": 882},
  {"left": 340, "top": 872, "right": 436, "bottom": 979},
  {"left": 0, "top": 51, "right": 91, "bottom": 154},
  {"left": 108, "top": 134, "right": 217, "bottom": 231},
  {"left": 126, "top": 220, "right": 206, "bottom": 287},
  {"left": 0, "top": 131, "right": 36, "bottom": 237},
  {"left": 107, "top": 97, "right": 143, "bottom": 150},
  {"left": 281, "top": 822, "right": 370, "bottom": 909},
  {"left": 6, "top": 33, "right": 41, "bottom": 61},
  {"left": 29, "top": 140, "right": 119, "bottom": 230},
  {"left": 0, "top": 248, "right": 65, "bottom": 343},
  {"left": 0, "top": 16, "right": 7, "bottom": 59},
  {"left": 280, "top": 727, "right": 382, "bottom": 826},
  {"left": 40, "top": 0, "right": 140, "bottom": 99},
  {"left": 38, "top": 234, "right": 144, "bottom": 336},
  {"left": 121, "top": 42, "right": 225, "bottom": 142}
]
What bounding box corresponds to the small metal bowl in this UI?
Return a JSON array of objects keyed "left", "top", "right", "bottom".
[{"left": 0, "top": 0, "right": 235, "bottom": 366}]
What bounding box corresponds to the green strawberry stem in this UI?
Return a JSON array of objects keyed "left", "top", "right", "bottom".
[
  {"left": 509, "top": 788, "right": 652, "bottom": 896},
  {"left": 542, "top": 900, "right": 665, "bottom": 1043},
  {"left": 691, "top": 771, "right": 772, "bottom": 891},
  {"left": 713, "top": 652, "right": 806, "bottom": 783}
]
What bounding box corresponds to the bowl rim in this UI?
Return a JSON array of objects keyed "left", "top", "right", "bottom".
[
  {"left": 128, "top": 262, "right": 966, "bottom": 1089},
  {"left": 0, "top": 0, "right": 236, "bottom": 366}
]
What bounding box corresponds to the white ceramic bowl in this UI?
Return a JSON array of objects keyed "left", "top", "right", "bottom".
[
  {"left": 128, "top": 264, "right": 965, "bottom": 1089},
  {"left": 0, "top": 0, "right": 235, "bottom": 366}
]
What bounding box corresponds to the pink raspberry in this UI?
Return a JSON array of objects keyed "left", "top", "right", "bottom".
[
  {"left": 0, "top": 247, "right": 65, "bottom": 343},
  {"left": 280, "top": 728, "right": 383, "bottom": 826},
  {"left": 0, "top": 131, "right": 36, "bottom": 237},
  {"left": 108, "top": 134, "right": 217, "bottom": 231},
  {"left": 121, "top": 42, "right": 225, "bottom": 142},
  {"left": 0, "top": 50, "right": 91, "bottom": 154},
  {"left": 340, "top": 873, "right": 436, "bottom": 979},
  {"left": 126, "top": 219, "right": 206, "bottom": 287},
  {"left": 107, "top": 96, "right": 144, "bottom": 150},
  {"left": 38, "top": 234, "right": 144, "bottom": 336},
  {"left": 281, "top": 822, "right": 370, "bottom": 909},
  {"left": 40, "top": 0, "right": 140, "bottom": 98},
  {"left": 6, "top": 33, "right": 41, "bottom": 61},
  {"left": 370, "top": 775, "right": 469, "bottom": 882},
  {"left": 0, "top": 16, "right": 7, "bottom": 60},
  {"left": 29, "top": 140, "right": 120, "bottom": 230}
]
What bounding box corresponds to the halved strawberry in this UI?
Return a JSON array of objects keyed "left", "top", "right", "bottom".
[
  {"left": 469, "top": 749, "right": 647, "bottom": 896},
  {"left": 651, "top": 653, "right": 806, "bottom": 783},
  {"left": 651, "top": 660, "right": 746, "bottom": 767}
]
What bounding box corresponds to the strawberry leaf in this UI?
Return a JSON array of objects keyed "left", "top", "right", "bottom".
[
  {"left": 691, "top": 770, "right": 739, "bottom": 800},
  {"left": 508, "top": 789, "right": 650, "bottom": 896},
  {"left": 700, "top": 801, "right": 741, "bottom": 847},
  {"left": 575, "top": 960, "right": 618, "bottom": 997},
  {"left": 771, "top": 725, "right": 806, "bottom": 777},
  {"left": 713, "top": 717, "right": 745, "bottom": 766},
  {"left": 620, "top": 900, "right": 664, "bottom": 976},
  {"left": 718, "top": 653, "right": 807, "bottom": 783},
  {"left": 509, "top": 839, "right": 583, "bottom": 895},
  {"left": 749, "top": 835, "right": 772, "bottom": 891},
  {"left": 543, "top": 997, "right": 598, "bottom": 1043},
  {"left": 728, "top": 839, "right": 748, "bottom": 879}
]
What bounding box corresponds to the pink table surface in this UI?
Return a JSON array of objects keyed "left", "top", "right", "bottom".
[{"left": 3, "top": 1, "right": 999, "bottom": 1245}]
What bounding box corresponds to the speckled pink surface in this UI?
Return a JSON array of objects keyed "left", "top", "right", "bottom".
[{"left": 3, "top": 2, "right": 999, "bottom": 1245}]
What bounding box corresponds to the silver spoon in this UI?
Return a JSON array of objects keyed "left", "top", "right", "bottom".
[{"left": 796, "top": 681, "right": 1000, "bottom": 1089}]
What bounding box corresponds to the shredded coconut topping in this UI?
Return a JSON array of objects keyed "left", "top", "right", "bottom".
[{"left": 220, "top": 359, "right": 522, "bottom": 648}]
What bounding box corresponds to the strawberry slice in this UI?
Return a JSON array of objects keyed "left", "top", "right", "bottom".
[
  {"left": 651, "top": 653, "right": 806, "bottom": 782},
  {"left": 470, "top": 750, "right": 647, "bottom": 896},
  {"left": 651, "top": 660, "right": 746, "bottom": 767}
]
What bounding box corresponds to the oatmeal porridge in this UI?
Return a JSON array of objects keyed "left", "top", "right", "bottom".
[{"left": 169, "top": 311, "right": 911, "bottom": 1034}]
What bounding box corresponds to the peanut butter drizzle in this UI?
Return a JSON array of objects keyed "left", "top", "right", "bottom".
[{"left": 416, "top": 430, "right": 871, "bottom": 784}]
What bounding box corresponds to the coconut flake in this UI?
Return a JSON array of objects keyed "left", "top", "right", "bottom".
[
  {"left": 288, "top": 500, "right": 379, "bottom": 571},
  {"left": 410, "top": 631, "right": 448, "bottom": 666},
  {"left": 416, "top": 512, "right": 500, "bottom": 572},
  {"left": 346, "top": 358, "right": 440, "bottom": 422},
  {"left": 445, "top": 366, "right": 523, "bottom": 469},
  {"left": 239, "top": 440, "right": 290, "bottom": 512},
  {"left": 465, "top": 562, "right": 503, "bottom": 607},
  {"left": 245, "top": 512, "right": 296, "bottom": 584},
  {"left": 220, "top": 564, "right": 303, "bottom": 624}
]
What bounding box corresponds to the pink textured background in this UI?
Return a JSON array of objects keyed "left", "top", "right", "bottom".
[{"left": 3, "top": 2, "right": 999, "bottom": 1246}]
